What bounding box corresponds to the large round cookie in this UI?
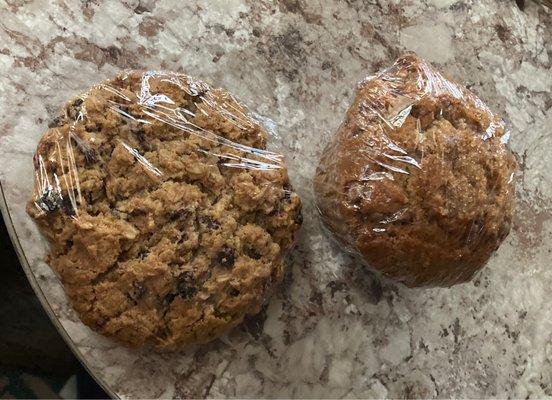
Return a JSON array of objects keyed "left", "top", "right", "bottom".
[
  {"left": 27, "top": 71, "right": 302, "bottom": 349},
  {"left": 314, "top": 54, "right": 516, "bottom": 288}
]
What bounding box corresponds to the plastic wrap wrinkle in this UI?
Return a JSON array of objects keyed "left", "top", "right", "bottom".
[{"left": 33, "top": 70, "right": 285, "bottom": 217}]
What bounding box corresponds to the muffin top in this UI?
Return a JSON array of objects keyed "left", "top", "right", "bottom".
[{"left": 314, "top": 54, "right": 516, "bottom": 287}]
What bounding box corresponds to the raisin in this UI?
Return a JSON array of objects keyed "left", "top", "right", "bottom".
[
  {"left": 136, "top": 285, "right": 147, "bottom": 299},
  {"left": 283, "top": 190, "right": 292, "bottom": 202},
  {"left": 84, "top": 149, "right": 98, "bottom": 165},
  {"left": 172, "top": 272, "right": 197, "bottom": 299},
  {"left": 128, "top": 283, "right": 147, "bottom": 303},
  {"left": 163, "top": 292, "right": 177, "bottom": 306},
  {"left": 85, "top": 121, "right": 103, "bottom": 133},
  {"left": 71, "top": 135, "right": 98, "bottom": 165},
  {"left": 156, "top": 327, "right": 169, "bottom": 339},
  {"left": 137, "top": 249, "right": 149, "bottom": 259},
  {"left": 177, "top": 280, "right": 197, "bottom": 299},
  {"left": 170, "top": 210, "right": 191, "bottom": 222},
  {"left": 60, "top": 196, "right": 76, "bottom": 216},
  {"left": 67, "top": 98, "right": 84, "bottom": 120},
  {"left": 131, "top": 123, "right": 152, "bottom": 151},
  {"left": 216, "top": 246, "right": 235, "bottom": 268},
  {"left": 46, "top": 160, "right": 58, "bottom": 173},
  {"left": 37, "top": 187, "right": 62, "bottom": 212},
  {"left": 217, "top": 156, "right": 227, "bottom": 169},
  {"left": 84, "top": 191, "right": 94, "bottom": 204},
  {"left": 245, "top": 246, "right": 262, "bottom": 260},
  {"left": 201, "top": 216, "right": 220, "bottom": 229}
]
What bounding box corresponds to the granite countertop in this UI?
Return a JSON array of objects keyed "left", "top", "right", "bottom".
[{"left": 1, "top": 0, "right": 551, "bottom": 398}]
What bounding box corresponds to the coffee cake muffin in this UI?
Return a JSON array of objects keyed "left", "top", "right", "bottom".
[
  {"left": 314, "top": 54, "right": 516, "bottom": 287},
  {"left": 27, "top": 71, "right": 301, "bottom": 349}
]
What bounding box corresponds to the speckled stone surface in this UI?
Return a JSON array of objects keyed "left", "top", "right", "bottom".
[{"left": 1, "top": 0, "right": 551, "bottom": 398}]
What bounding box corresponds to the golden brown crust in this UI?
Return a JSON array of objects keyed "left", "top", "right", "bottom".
[
  {"left": 314, "top": 54, "right": 516, "bottom": 287},
  {"left": 27, "top": 71, "right": 301, "bottom": 349}
]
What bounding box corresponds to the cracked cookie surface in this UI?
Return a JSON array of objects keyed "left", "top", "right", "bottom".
[
  {"left": 27, "top": 71, "right": 301, "bottom": 349},
  {"left": 314, "top": 54, "right": 516, "bottom": 287}
]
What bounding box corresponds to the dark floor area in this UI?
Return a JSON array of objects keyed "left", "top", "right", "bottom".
[{"left": 0, "top": 219, "right": 108, "bottom": 399}]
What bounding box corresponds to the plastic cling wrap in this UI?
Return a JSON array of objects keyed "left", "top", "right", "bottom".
[
  {"left": 27, "top": 71, "right": 302, "bottom": 349},
  {"left": 314, "top": 53, "right": 517, "bottom": 288}
]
